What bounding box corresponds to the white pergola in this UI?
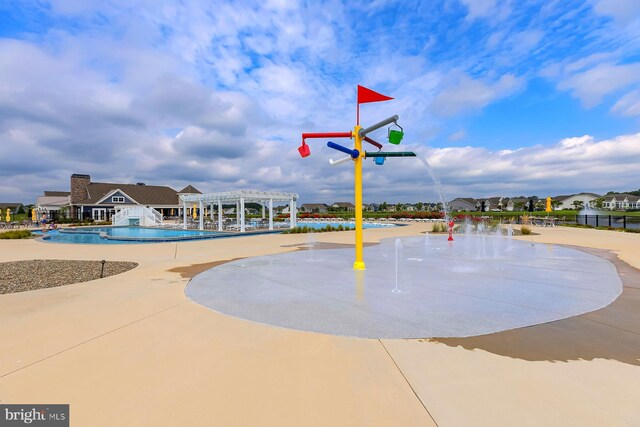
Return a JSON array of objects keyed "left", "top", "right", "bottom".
[{"left": 179, "top": 190, "right": 299, "bottom": 232}]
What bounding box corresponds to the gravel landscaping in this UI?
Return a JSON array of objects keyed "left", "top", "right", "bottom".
[{"left": 0, "top": 259, "right": 138, "bottom": 294}]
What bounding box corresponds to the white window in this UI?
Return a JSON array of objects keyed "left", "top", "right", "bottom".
[{"left": 113, "top": 196, "right": 125, "bottom": 203}]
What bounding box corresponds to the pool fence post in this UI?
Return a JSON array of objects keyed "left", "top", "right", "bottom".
[
  {"left": 182, "top": 201, "right": 187, "bottom": 229},
  {"left": 623, "top": 216, "right": 627, "bottom": 229},
  {"left": 289, "top": 199, "right": 294, "bottom": 228},
  {"left": 269, "top": 199, "right": 273, "bottom": 231},
  {"left": 240, "top": 197, "right": 245, "bottom": 233}
]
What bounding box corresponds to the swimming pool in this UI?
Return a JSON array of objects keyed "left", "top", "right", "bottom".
[
  {"left": 38, "top": 222, "right": 398, "bottom": 244},
  {"left": 40, "top": 226, "right": 229, "bottom": 244}
]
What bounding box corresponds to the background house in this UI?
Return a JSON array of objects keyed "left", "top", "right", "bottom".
[
  {"left": 0, "top": 202, "right": 27, "bottom": 222},
  {"left": 331, "top": 202, "right": 355, "bottom": 212},
  {"left": 36, "top": 174, "right": 202, "bottom": 221},
  {"left": 503, "top": 197, "right": 528, "bottom": 211},
  {"left": 602, "top": 193, "right": 640, "bottom": 210},
  {"left": 0, "top": 202, "right": 26, "bottom": 215},
  {"left": 35, "top": 191, "right": 70, "bottom": 220},
  {"left": 300, "top": 203, "right": 329, "bottom": 213},
  {"left": 449, "top": 198, "right": 477, "bottom": 211},
  {"left": 552, "top": 193, "right": 600, "bottom": 210}
]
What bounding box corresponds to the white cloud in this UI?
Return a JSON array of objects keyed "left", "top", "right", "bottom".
[
  {"left": 459, "top": 0, "right": 501, "bottom": 21},
  {"left": 431, "top": 73, "right": 523, "bottom": 117},
  {"left": 557, "top": 62, "right": 640, "bottom": 107},
  {"left": 2, "top": 0, "right": 639, "bottom": 205},
  {"left": 590, "top": 0, "right": 640, "bottom": 25},
  {"left": 448, "top": 130, "right": 466, "bottom": 141},
  {"left": 611, "top": 90, "right": 640, "bottom": 116}
]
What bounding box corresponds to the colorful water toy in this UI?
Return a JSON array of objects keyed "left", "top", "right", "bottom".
[{"left": 297, "top": 85, "right": 416, "bottom": 270}]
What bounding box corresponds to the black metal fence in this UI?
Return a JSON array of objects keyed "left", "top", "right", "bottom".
[
  {"left": 574, "top": 215, "right": 640, "bottom": 230},
  {"left": 491, "top": 214, "right": 640, "bottom": 230}
]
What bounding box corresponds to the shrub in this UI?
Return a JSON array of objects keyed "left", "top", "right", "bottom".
[
  {"left": 520, "top": 225, "right": 532, "bottom": 235},
  {"left": 282, "top": 224, "right": 355, "bottom": 234},
  {"left": 0, "top": 230, "right": 32, "bottom": 239},
  {"left": 431, "top": 222, "right": 447, "bottom": 233}
]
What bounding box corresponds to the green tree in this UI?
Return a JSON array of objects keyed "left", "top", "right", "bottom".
[
  {"left": 572, "top": 200, "right": 584, "bottom": 211},
  {"left": 416, "top": 202, "right": 424, "bottom": 211},
  {"left": 594, "top": 197, "right": 604, "bottom": 209},
  {"left": 380, "top": 202, "right": 388, "bottom": 212},
  {"left": 59, "top": 206, "right": 69, "bottom": 219}
]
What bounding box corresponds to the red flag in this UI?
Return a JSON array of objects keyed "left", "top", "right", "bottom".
[{"left": 357, "top": 85, "right": 393, "bottom": 104}]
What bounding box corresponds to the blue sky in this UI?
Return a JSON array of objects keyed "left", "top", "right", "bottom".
[{"left": 1, "top": 0, "right": 640, "bottom": 204}]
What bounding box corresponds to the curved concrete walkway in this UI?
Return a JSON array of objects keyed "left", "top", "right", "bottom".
[{"left": 1, "top": 224, "right": 639, "bottom": 426}]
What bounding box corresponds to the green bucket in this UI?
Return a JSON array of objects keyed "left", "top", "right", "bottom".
[{"left": 388, "top": 129, "right": 404, "bottom": 145}]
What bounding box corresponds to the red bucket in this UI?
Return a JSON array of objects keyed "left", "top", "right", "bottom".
[{"left": 298, "top": 143, "right": 311, "bottom": 158}]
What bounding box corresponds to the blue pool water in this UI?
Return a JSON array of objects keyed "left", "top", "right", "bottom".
[
  {"left": 38, "top": 222, "right": 397, "bottom": 244},
  {"left": 40, "top": 226, "right": 226, "bottom": 244},
  {"left": 296, "top": 221, "right": 397, "bottom": 230}
]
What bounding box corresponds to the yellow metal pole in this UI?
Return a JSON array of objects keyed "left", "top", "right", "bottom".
[{"left": 353, "top": 125, "right": 366, "bottom": 270}]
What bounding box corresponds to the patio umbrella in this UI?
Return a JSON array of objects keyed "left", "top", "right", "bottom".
[
  {"left": 5, "top": 208, "right": 10, "bottom": 222},
  {"left": 31, "top": 208, "right": 36, "bottom": 222},
  {"left": 545, "top": 197, "right": 552, "bottom": 213},
  {"left": 192, "top": 204, "right": 197, "bottom": 219}
]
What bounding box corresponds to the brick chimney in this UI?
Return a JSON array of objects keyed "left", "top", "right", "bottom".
[{"left": 70, "top": 174, "right": 90, "bottom": 205}]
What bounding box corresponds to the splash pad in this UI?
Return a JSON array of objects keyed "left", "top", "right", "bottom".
[
  {"left": 187, "top": 85, "right": 621, "bottom": 338},
  {"left": 186, "top": 235, "right": 622, "bottom": 339}
]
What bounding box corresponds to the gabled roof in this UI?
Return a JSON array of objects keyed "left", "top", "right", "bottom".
[
  {"left": 603, "top": 193, "right": 640, "bottom": 202},
  {"left": 36, "top": 196, "right": 69, "bottom": 207},
  {"left": 178, "top": 185, "right": 201, "bottom": 194},
  {"left": 450, "top": 198, "right": 477, "bottom": 204},
  {"left": 506, "top": 197, "right": 528, "bottom": 203},
  {"left": 44, "top": 191, "right": 70, "bottom": 197},
  {"left": 0, "top": 203, "right": 23, "bottom": 209},
  {"left": 332, "top": 202, "right": 355, "bottom": 207},
  {"left": 553, "top": 195, "right": 572, "bottom": 202},
  {"left": 80, "top": 182, "right": 180, "bottom": 205},
  {"left": 95, "top": 188, "right": 141, "bottom": 205}
]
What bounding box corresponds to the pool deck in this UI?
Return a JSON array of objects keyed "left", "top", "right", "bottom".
[{"left": 1, "top": 224, "right": 639, "bottom": 426}]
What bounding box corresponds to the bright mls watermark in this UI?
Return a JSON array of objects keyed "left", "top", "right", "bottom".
[{"left": 0, "top": 405, "right": 68, "bottom": 426}]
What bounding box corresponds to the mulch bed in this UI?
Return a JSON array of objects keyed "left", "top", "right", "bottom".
[{"left": 0, "top": 260, "right": 138, "bottom": 295}]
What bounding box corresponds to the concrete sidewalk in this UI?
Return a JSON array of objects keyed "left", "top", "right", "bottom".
[{"left": 1, "top": 224, "right": 639, "bottom": 426}]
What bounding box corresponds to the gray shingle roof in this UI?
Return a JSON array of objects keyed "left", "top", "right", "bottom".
[
  {"left": 81, "top": 182, "right": 180, "bottom": 205},
  {"left": 44, "top": 191, "right": 71, "bottom": 197},
  {"left": 178, "top": 185, "right": 202, "bottom": 194}
]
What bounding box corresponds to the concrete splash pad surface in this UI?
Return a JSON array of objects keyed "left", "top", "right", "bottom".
[{"left": 186, "top": 235, "right": 623, "bottom": 338}]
